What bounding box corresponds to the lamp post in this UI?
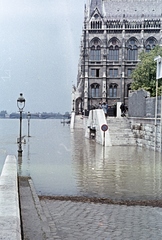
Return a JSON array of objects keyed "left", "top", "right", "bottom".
[
  {"left": 27, "top": 111, "right": 31, "bottom": 137},
  {"left": 17, "top": 93, "right": 25, "bottom": 154}
]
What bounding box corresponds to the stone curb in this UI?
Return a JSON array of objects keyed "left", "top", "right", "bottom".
[
  {"left": 0, "top": 155, "right": 21, "bottom": 240},
  {"left": 28, "top": 178, "right": 60, "bottom": 239}
]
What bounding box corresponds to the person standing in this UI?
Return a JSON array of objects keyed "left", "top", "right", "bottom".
[
  {"left": 120, "top": 103, "right": 126, "bottom": 117},
  {"left": 102, "top": 102, "right": 108, "bottom": 118}
]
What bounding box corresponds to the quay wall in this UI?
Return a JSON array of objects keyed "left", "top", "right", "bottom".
[
  {"left": 128, "top": 117, "right": 161, "bottom": 152},
  {"left": 0, "top": 155, "right": 21, "bottom": 239},
  {"left": 128, "top": 89, "right": 162, "bottom": 152}
]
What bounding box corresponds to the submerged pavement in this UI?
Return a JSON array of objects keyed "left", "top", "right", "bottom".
[{"left": 19, "top": 177, "right": 162, "bottom": 240}]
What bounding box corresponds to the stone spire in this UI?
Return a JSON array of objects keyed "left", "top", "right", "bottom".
[{"left": 90, "top": 0, "right": 103, "bottom": 16}]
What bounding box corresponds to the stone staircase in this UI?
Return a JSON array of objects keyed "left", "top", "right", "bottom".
[{"left": 107, "top": 117, "right": 137, "bottom": 146}]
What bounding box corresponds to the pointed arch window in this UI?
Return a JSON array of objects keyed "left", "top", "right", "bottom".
[
  {"left": 90, "top": 46, "right": 95, "bottom": 60},
  {"left": 145, "top": 37, "right": 157, "bottom": 53},
  {"left": 96, "top": 46, "right": 101, "bottom": 60},
  {"left": 108, "top": 38, "right": 120, "bottom": 61},
  {"left": 109, "top": 46, "right": 119, "bottom": 60},
  {"left": 91, "top": 83, "right": 100, "bottom": 97},
  {"left": 90, "top": 39, "right": 101, "bottom": 61},
  {"left": 127, "top": 39, "right": 138, "bottom": 60},
  {"left": 109, "top": 84, "right": 117, "bottom": 97}
]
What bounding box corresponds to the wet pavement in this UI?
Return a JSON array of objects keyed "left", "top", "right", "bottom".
[{"left": 19, "top": 177, "right": 162, "bottom": 240}]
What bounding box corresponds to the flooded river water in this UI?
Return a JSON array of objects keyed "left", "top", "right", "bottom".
[{"left": 0, "top": 118, "right": 161, "bottom": 201}]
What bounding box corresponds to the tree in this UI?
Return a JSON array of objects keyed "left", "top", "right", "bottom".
[{"left": 131, "top": 46, "right": 162, "bottom": 97}]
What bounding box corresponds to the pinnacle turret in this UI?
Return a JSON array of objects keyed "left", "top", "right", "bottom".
[{"left": 90, "top": 0, "right": 103, "bottom": 16}]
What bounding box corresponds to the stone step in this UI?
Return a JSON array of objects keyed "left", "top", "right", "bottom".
[{"left": 106, "top": 117, "right": 136, "bottom": 146}]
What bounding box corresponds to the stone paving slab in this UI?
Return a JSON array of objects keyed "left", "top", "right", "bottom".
[
  {"left": 19, "top": 177, "right": 60, "bottom": 240},
  {"left": 19, "top": 177, "right": 46, "bottom": 240},
  {"left": 40, "top": 199, "right": 162, "bottom": 240}
]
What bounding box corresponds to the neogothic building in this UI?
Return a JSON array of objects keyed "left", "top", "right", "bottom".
[{"left": 73, "top": 0, "right": 162, "bottom": 114}]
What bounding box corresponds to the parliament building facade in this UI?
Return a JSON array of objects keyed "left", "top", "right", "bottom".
[{"left": 73, "top": 0, "right": 162, "bottom": 115}]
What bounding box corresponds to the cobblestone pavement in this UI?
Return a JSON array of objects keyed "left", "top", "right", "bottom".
[
  {"left": 19, "top": 177, "right": 162, "bottom": 240},
  {"left": 40, "top": 199, "right": 162, "bottom": 240}
]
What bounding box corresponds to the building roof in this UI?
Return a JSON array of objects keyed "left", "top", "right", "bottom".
[{"left": 90, "top": 0, "right": 162, "bottom": 20}]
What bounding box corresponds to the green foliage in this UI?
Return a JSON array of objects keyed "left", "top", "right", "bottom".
[{"left": 131, "top": 46, "right": 162, "bottom": 96}]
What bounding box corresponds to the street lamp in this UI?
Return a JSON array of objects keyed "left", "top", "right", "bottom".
[
  {"left": 27, "top": 111, "right": 31, "bottom": 137},
  {"left": 17, "top": 93, "right": 25, "bottom": 154}
]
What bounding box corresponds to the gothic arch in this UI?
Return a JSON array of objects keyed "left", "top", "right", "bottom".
[
  {"left": 145, "top": 37, "right": 158, "bottom": 52},
  {"left": 108, "top": 37, "right": 121, "bottom": 47},
  {"left": 75, "top": 97, "right": 83, "bottom": 114},
  {"left": 126, "top": 37, "right": 140, "bottom": 48},
  {"left": 90, "top": 37, "right": 102, "bottom": 47}
]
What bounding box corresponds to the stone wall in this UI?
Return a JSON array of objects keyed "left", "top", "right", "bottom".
[
  {"left": 128, "top": 89, "right": 162, "bottom": 152},
  {"left": 128, "top": 89, "right": 161, "bottom": 118},
  {"left": 129, "top": 117, "right": 161, "bottom": 152}
]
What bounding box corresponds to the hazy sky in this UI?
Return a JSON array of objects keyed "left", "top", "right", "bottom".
[{"left": 0, "top": 0, "right": 85, "bottom": 114}]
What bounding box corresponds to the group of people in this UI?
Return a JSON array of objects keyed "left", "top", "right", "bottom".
[{"left": 91, "top": 101, "right": 127, "bottom": 118}]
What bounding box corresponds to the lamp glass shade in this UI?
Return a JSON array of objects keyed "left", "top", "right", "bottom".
[{"left": 17, "top": 93, "right": 25, "bottom": 110}]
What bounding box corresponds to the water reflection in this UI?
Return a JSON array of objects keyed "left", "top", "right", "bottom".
[
  {"left": 0, "top": 119, "right": 161, "bottom": 201},
  {"left": 71, "top": 129, "right": 162, "bottom": 201}
]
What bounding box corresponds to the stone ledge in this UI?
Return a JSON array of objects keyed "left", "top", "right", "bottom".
[{"left": 0, "top": 155, "right": 21, "bottom": 240}]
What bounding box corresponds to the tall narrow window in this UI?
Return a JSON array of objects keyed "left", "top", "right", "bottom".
[
  {"left": 127, "top": 39, "right": 138, "bottom": 60},
  {"left": 114, "top": 46, "right": 119, "bottom": 60},
  {"left": 90, "top": 38, "right": 101, "bottom": 61},
  {"left": 96, "top": 69, "right": 99, "bottom": 77},
  {"left": 90, "top": 46, "right": 95, "bottom": 60},
  {"left": 91, "top": 69, "right": 95, "bottom": 77},
  {"left": 108, "top": 46, "right": 119, "bottom": 60},
  {"left": 114, "top": 69, "right": 118, "bottom": 77},
  {"left": 109, "top": 84, "right": 117, "bottom": 97},
  {"left": 91, "top": 69, "right": 100, "bottom": 77},
  {"left": 109, "top": 86, "right": 113, "bottom": 97},
  {"left": 96, "top": 46, "right": 101, "bottom": 60},
  {"left": 91, "top": 83, "right": 100, "bottom": 97},
  {"left": 108, "top": 38, "right": 120, "bottom": 61},
  {"left": 90, "top": 46, "right": 101, "bottom": 60},
  {"left": 114, "top": 85, "right": 117, "bottom": 97},
  {"left": 109, "top": 69, "right": 118, "bottom": 77},
  {"left": 109, "top": 46, "right": 114, "bottom": 60},
  {"left": 127, "top": 69, "right": 132, "bottom": 77},
  {"left": 109, "top": 69, "right": 113, "bottom": 77}
]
